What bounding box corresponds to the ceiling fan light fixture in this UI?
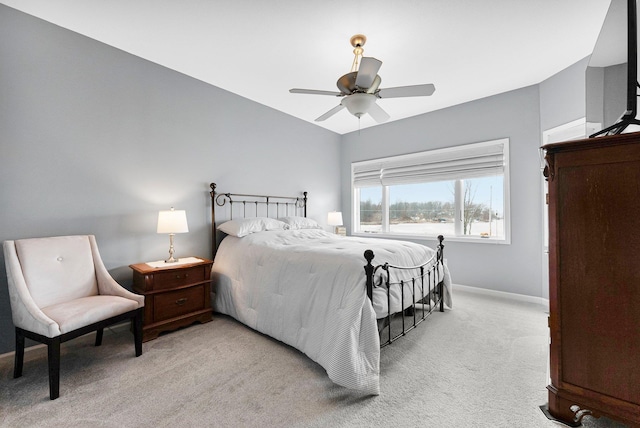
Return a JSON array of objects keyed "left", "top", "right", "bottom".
[{"left": 341, "top": 93, "right": 375, "bottom": 118}]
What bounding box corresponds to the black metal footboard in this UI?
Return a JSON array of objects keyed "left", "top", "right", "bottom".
[{"left": 364, "top": 235, "right": 445, "bottom": 348}]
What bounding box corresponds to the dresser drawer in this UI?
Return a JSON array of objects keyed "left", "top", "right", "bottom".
[
  {"left": 153, "top": 285, "right": 205, "bottom": 322},
  {"left": 153, "top": 266, "right": 205, "bottom": 290}
]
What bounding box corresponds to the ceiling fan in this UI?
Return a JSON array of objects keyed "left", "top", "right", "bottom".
[{"left": 289, "top": 34, "right": 435, "bottom": 123}]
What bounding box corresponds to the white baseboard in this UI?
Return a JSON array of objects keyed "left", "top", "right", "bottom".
[{"left": 453, "top": 283, "right": 549, "bottom": 309}]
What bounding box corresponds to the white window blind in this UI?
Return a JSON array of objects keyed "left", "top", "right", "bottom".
[{"left": 353, "top": 139, "right": 507, "bottom": 187}]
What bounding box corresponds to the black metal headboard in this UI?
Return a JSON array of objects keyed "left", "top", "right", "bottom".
[{"left": 209, "top": 183, "right": 307, "bottom": 260}]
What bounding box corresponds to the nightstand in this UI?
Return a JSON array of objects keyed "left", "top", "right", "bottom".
[{"left": 130, "top": 257, "right": 213, "bottom": 342}]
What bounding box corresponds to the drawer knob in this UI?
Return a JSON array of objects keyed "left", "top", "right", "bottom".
[
  {"left": 175, "top": 273, "right": 189, "bottom": 279},
  {"left": 175, "top": 298, "right": 188, "bottom": 306}
]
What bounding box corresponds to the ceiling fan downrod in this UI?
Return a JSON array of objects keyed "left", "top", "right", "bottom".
[{"left": 350, "top": 34, "right": 366, "bottom": 73}]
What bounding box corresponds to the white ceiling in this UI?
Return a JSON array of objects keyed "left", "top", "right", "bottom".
[{"left": 1, "top": 0, "right": 611, "bottom": 135}]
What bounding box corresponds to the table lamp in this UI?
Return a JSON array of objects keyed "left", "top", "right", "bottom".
[
  {"left": 327, "top": 211, "right": 344, "bottom": 234},
  {"left": 157, "top": 207, "right": 189, "bottom": 263}
]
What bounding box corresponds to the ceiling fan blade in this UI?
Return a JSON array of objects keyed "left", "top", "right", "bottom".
[
  {"left": 377, "top": 84, "right": 435, "bottom": 99},
  {"left": 315, "top": 104, "right": 345, "bottom": 122},
  {"left": 290, "top": 88, "right": 343, "bottom": 96},
  {"left": 355, "top": 57, "right": 382, "bottom": 89},
  {"left": 366, "top": 75, "right": 382, "bottom": 94},
  {"left": 368, "top": 102, "right": 390, "bottom": 123}
]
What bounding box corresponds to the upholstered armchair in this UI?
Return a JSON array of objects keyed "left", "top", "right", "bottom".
[{"left": 3, "top": 235, "right": 144, "bottom": 400}]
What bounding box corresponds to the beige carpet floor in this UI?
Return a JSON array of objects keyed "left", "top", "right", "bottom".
[{"left": 0, "top": 288, "right": 629, "bottom": 428}]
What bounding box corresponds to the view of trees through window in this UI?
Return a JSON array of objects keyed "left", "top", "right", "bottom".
[
  {"left": 359, "top": 187, "right": 382, "bottom": 227},
  {"left": 358, "top": 176, "right": 504, "bottom": 239}
]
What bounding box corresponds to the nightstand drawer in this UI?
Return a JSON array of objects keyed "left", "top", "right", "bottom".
[
  {"left": 154, "top": 285, "right": 204, "bottom": 322},
  {"left": 153, "top": 266, "right": 205, "bottom": 290}
]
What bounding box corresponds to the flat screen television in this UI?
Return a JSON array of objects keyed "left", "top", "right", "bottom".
[{"left": 587, "top": 0, "right": 640, "bottom": 137}]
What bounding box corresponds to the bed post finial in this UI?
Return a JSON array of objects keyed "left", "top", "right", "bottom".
[
  {"left": 364, "top": 250, "right": 375, "bottom": 301},
  {"left": 364, "top": 249, "right": 374, "bottom": 263}
]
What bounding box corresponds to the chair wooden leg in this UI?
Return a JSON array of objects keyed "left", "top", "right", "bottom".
[
  {"left": 47, "top": 337, "right": 61, "bottom": 400},
  {"left": 95, "top": 328, "right": 104, "bottom": 347},
  {"left": 133, "top": 308, "right": 143, "bottom": 357},
  {"left": 14, "top": 328, "right": 25, "bottom": 378}
]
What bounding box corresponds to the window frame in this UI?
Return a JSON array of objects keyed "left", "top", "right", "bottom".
[{"left": 351, "top": 139, "right": 511, "bottom": 244}]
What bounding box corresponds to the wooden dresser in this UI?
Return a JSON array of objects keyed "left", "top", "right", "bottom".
[
  {"left": 130, "top": 257, "right": 213, "bottom": 342},
  {"left": 543, "top": 132, "right": 640, "bottom": 427}
]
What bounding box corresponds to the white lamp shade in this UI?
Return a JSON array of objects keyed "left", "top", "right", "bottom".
[
  {"left": 327, "top": 211, "right": 344, "bottom": 226},
  {"left": 341, "top": 93, "right": 375, "bottom": 118},
  {"left": 157, "top": 208, "right": 189, "bottom": 234}
]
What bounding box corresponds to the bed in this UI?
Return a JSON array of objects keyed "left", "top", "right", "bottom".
[{"left": 208, "top": 183, "right": 451, "bottom": 395}]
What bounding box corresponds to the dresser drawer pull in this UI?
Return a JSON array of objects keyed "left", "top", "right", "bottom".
[
  {"left": 175, "top": 298, "right": 188, "bottom": 306},
  {"left": 175, "top": 273, "right": 189, "bottom": 279}
]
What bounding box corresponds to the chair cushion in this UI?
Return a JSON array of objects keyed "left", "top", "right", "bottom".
[
  {"left": 15, "top": 236, "right": 99, "bottom": 309},
  {"left": 41, "top": 295, "right": 139, "bottom": 334}
]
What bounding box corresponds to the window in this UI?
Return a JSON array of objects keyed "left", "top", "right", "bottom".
[{"left": 352, "top": 139, "right": 510, "bottom": 242}]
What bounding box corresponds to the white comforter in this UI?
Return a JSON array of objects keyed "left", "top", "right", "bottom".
[{"left": 211, "top": 229, "right": 452, "bottom": 395}]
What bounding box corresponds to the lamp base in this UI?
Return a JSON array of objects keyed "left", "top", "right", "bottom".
[
  {"left": 164, "top": 233, "right": 178, "bottom": 263},
  {"left": 334, "top": 226, "right": 346, "bottom": 236}
]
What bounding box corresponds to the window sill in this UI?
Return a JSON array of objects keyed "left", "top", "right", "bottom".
[{"left": 351, "top": 231, "right": 510, "bottom": 245}]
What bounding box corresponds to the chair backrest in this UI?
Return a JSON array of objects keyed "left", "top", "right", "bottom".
[{"left": 13, "top": 235, "right": 99, "bottom": 309}]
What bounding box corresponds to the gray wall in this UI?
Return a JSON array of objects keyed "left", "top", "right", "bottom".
[
  {"left": 340, "top": 57, "right": 588, "bottom": 299},
  {"left": 0, "top": 6, "right": 341, "bottom": 354},
  {"left": 603, "top": 63, "right": 627, "bottom": 127},
  {"left": 540, "top": 56, "right": 589, "bottom": 132}
]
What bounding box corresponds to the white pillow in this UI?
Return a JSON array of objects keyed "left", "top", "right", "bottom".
[
  {"left": 217, "top": 217, "right": 289, "bottom": 237},
  {"left": 278, "top": 216, "right": 322, "bottom": 230}
]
